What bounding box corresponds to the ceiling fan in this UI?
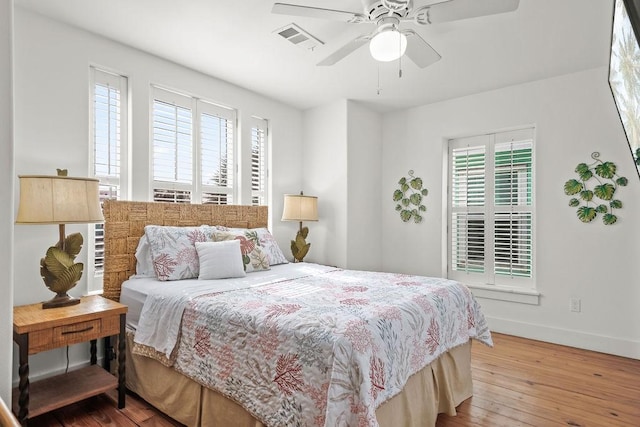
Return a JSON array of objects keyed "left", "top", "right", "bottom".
[{"left": 272, "top": 0, "right": 520, "bottom": 68}]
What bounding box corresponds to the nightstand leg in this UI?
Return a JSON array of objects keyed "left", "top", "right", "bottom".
[
  {"left": 103, "top": 336, "right": 111, "bottom": 372},
  {"left": 117, "top": 314, "right": 126, "bottom": 408},
  {"left": 15, "top": 332, "right": 29, "bottom": 426},
  {"left": 90, "top": 339, "right": 97, "bottom": 365}
]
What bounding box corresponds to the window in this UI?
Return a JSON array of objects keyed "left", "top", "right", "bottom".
[
  {"left": 448, "top": 128, "right": 534, "bottom": 289},
  {"left": 250, "top": 117, "right": 268, "bottom": 206},
  {"left": 152, "top": 87, "right": 236, "bottom": 204},
  {"left": 89, "top": 67, "right": 128, "bottom": 291}
]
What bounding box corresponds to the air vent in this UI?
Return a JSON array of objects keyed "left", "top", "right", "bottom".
[{"left": 274, "top": 23, "right": 324, "bottom": 51}]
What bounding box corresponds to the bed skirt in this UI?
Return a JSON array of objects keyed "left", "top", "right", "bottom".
[{"left": 124, "top": 331, "right": 473, "bottom": 427}]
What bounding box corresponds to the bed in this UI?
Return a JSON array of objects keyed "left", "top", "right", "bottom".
[{"left": 102, "top": 200, "right": 492, "bottom": 427}]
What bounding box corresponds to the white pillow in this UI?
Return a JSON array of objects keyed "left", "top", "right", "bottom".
[
  {"left": 134, "top": 235, "right": 155, "bottom": 278},
  {"left": 196, "top": 240, "right": 246, "bottom": 280}
]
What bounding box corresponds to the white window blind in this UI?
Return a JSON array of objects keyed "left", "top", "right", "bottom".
[
  {"left": 153, "top": 100, "right": 193, "bottom": 184},
  {"left": 451, "top": 142, "right": 486, "bottom": 274},
  {"left": 89, "top": 67, "right": 128, "bottom": 291},
  {"left": 152, "top": 90, "right": 193, "bottom": 203},
  {"left": 152, "top": 86, "right": 236, "bottom": 204},
  {"left": 448, "top": 128, "right": 534, "bottom": 289},
  {"left": 250, "top": 117, "right": 268, "bottom": 206},
  {"left": 494, "top": 139, "right": 533, "bottom": 278},
  {"left": 200, "top": 101, "right": 235, "bottom": 205}
]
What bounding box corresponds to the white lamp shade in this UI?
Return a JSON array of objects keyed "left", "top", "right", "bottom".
[
  {"left": 16, "top": 175, "right": 104, "bottom": 224},
  {"left": 369, "top": 30, "right": 407, "bottom": 62},
  {"left": 281, "top": 194, "right": 318, "bottom": 222}
]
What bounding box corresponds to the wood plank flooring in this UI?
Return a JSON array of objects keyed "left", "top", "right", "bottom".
[
  {"left": 25, "top": 333, "right": 640, "bottom": 427},
  {"left": 437, "top": 333, "right": 640, "bottom": 427},
  {"left": 25, "top": 389, "right": 181, "bottom": 427}
]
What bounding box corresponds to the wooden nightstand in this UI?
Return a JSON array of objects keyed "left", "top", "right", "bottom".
[{"left": 12, "top": 295, "right": 127, "bottom": 426}]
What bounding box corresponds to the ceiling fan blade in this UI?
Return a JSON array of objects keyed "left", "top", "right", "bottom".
[
  {"left": 272, "top": 3, "right": 366, "bottom": 23},
  {"left": 317, "top": 36, "right": 370, "bottom": 66},
  {"left": 403, "top": 30, "right": 441, "bottom": 68},
  {"left": 426, "top": 0, "right": 519, "bottom": 24}
]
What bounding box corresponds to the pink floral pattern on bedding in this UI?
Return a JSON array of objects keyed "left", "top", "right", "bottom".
[
  {"left": 145, "top": 225, "right": 220, "bottom": 281},
  {"left": 170, "top": 269, "right": 492, "bottom": 427},
  {"left": 212, "top": 231, "right": 271, "bottom": 272},
  {"left": 213, "top": 227, "right": 289, "bottom": 265}
]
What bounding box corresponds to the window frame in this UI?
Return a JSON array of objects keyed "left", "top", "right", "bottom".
[
  {"left": 250, "top": 116, "right": 269, "bottom": 206},
  {"left": 447, "top": 128, "right": 535, "bottom": 290},
  {"left": 88, "top": 66, "right": 129, "bottom": 293},
  {"left": 150, "top": 86, "right": 237, "bottom": 205}
]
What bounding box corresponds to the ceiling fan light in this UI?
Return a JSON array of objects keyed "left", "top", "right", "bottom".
[{"left": 369, "top": 30, "right": 407, "bottom": 62}]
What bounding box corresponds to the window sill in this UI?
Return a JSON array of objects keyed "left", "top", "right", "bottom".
[{"left": 467, "top": 283, "right": 540, "bottom": 305}]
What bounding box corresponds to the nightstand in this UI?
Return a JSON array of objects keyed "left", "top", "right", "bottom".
[{"left": 12, "top": 295, "right": 127, "bottom": 426}]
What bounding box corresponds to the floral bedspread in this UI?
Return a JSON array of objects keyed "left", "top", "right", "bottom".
[{"left": 161, "top": 266, "right": 491, "bottom": 427}]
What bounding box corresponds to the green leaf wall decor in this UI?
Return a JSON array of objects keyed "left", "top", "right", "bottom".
[
  {"left": 393, "top": 170, "right": 428, "bottom": 223},
  {"left": 563, "top": 152, "right": 627, "bottom": 225}
]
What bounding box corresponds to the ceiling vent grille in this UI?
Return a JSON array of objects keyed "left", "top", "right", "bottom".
[{"left": 274, "top": 23, "right": 324, "bottom": 51}]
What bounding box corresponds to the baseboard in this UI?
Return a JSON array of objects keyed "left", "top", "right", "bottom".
[{"left": 486, "top": 315, "right": 640, "bottom": 360}]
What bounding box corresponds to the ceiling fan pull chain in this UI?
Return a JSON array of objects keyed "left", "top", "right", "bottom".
[{"left": 377, "top": 64, "right": 381, "bottom": 95}]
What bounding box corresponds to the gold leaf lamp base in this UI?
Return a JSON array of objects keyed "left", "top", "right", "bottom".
[{"left": 42, "top": 293, "right": 80, "bottom": 309}]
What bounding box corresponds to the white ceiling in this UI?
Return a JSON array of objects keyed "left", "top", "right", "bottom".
[{"left": 15, "top": 0, "right": 614, "bottom": 112}]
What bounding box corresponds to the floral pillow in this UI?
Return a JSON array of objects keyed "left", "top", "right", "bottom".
[
  {"left": 211, "top": 231, "right": 271, "bottom": 273},
  {"left": 253, "top": 228, "right": 289, "bottom": 265},
  {"left": 215, "top": 227, "right": 288, "bottom": 265},
  {"left": 144, "top": 225, "right": 212, "bottom": 281}
]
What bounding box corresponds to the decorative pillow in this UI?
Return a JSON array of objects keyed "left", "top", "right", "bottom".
[
  {"left": 212, "top": 231, "right": 271, "bottom": 273},
  {"left": 134, "top": 235, "right": 156, "bottom": 278},
  {"left": 144, "top": 225, "right": 210, "bottom": 281},
  {"left": 195, "top": 240, "right": 246, "bottom": 280},
  {"left": 253, "top": 228, "right": 289, "bottom": 265},
  {"left": 214, "top": 227, "right": 288, "bottom": 265}
]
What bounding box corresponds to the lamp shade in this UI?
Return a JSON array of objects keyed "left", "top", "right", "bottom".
[
  {"left": 281, "top": 194, "right": 318, "bottom": 222},
  {"left": 369, "top": 29, "right": 407, "bottom": 62},
  {"left": 16, "top": 175, "right": 104, "bottom": 224}
]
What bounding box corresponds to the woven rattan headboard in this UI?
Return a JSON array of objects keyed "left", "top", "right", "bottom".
[{"left": 102, "top": 200, "right": 268, "bottom": 302}]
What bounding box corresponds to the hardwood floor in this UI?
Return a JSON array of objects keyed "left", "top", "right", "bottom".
[
  {"left": 26, "top": 333, "right": 640, "bottom": 427},
  {"left": 436, "top": 333, "right": 640, "bottom": 427},
  {"left": 27, "top": 389, "right": 183, "bottom": 427}
]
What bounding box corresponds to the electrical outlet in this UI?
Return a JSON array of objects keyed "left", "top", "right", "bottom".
[{"left": 570, "top": 297, "right": 581, "bottom": 313}]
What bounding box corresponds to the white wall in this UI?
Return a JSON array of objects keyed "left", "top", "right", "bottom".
[
  {"left": 382, "top": 67, "right": 640, "bottom": 358},
  {"left": 301, "top": 100, "right": 348, "bottom": 267},
  {"left": 13, "top": 7, "right": 303, "bottom": 381},
  {"left": 0, "top": 0, "right": 14, "bottom": 404},
  {"left": 346, "top": 100, "right": 382, "bottom": 271},
  {"left": 300, "top": 100, "right": 383, "bottom": 270}
]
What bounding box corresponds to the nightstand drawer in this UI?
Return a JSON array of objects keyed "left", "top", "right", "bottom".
[
  {"left": 27, "top": 319, "right": 103, "bottom": 354},
  {"left": 53, "top": 319, "right": 102, "bottom": 346}
]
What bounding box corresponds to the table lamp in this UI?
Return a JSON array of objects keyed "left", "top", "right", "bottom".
[
  {"left": 15, "top": 170, "right": 104, "bottom": 309},
  {"left": 281, "top": 192, "right": 318, "bottom": 262}
]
